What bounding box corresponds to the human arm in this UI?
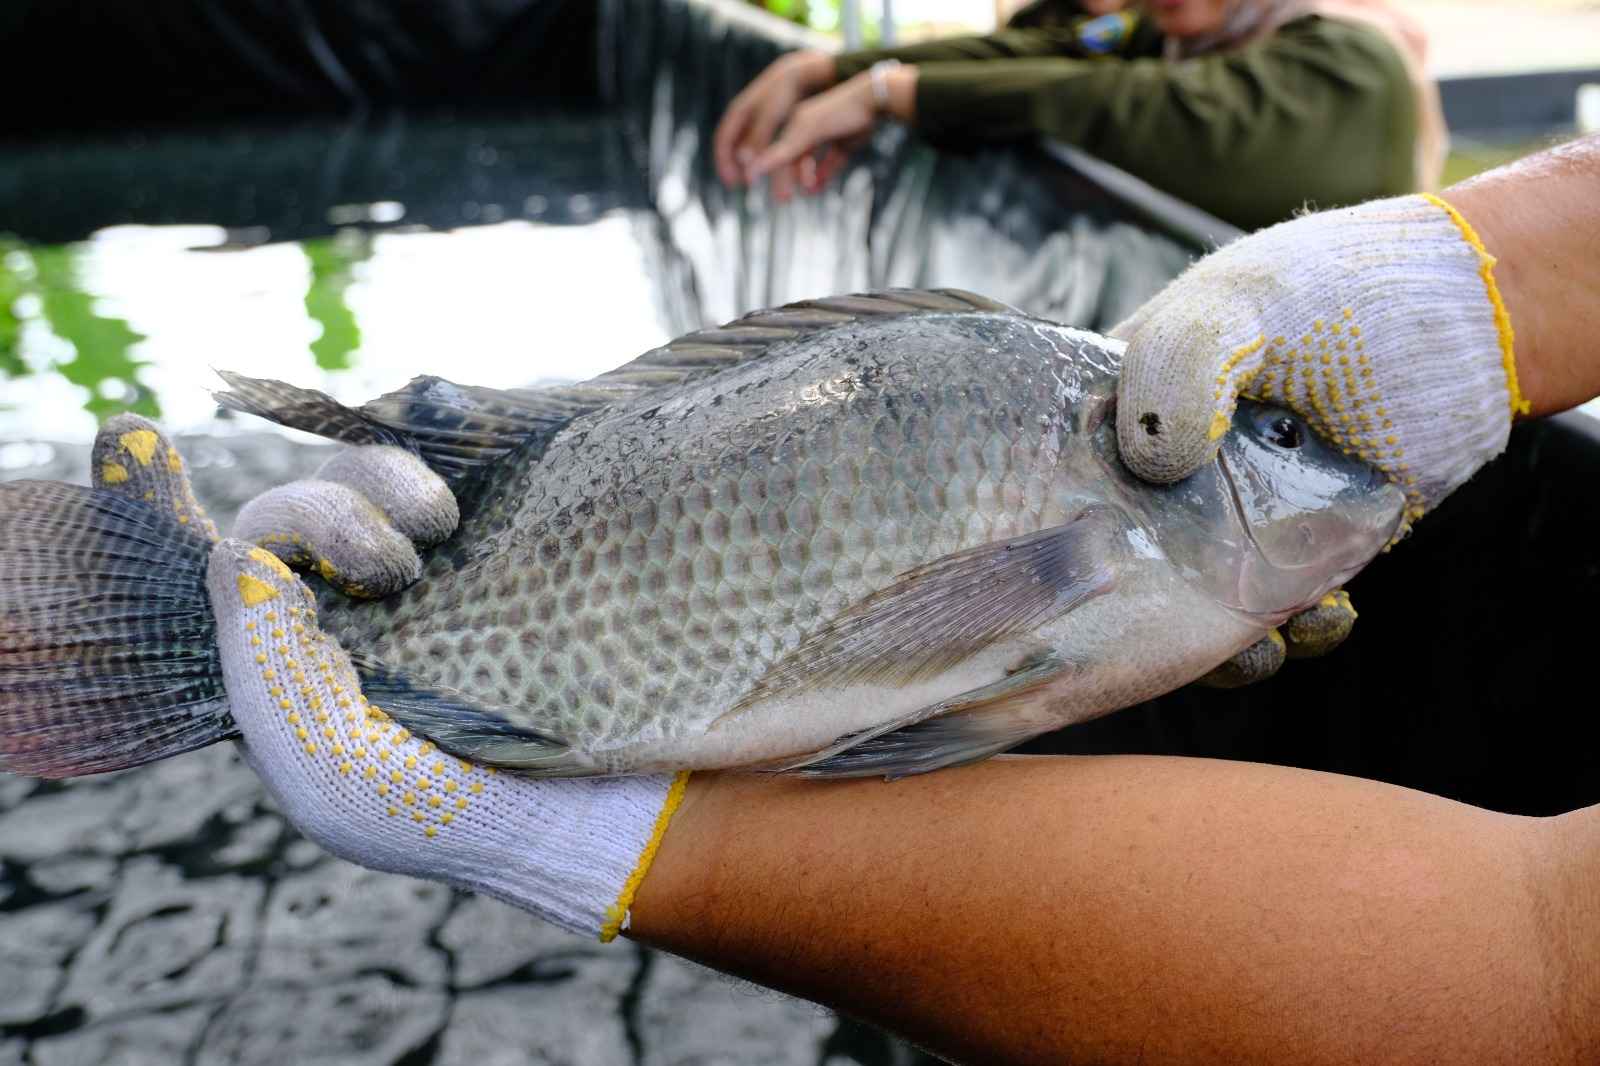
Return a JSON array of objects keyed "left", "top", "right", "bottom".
[
  {"left": 1443, "top": 137, "right": 1600, "bottom": 419},
  {"left": 634, "top": 754, "right": 1595, "bottom": 1066},
  {"left": 715, "top": 15, "right": 1146, "bottom": 193},
  {"left": 1114, "top": 135, "right": 1600, "bottom": 525}
]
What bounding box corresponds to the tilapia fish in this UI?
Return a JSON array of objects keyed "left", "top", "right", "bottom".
[{"left": 0, "top": 290, "right": 1404, "bottom": 779}]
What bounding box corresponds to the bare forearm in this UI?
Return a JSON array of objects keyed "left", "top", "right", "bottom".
[
  {"left": 1444, "top": 134, "right": 1600, "bottom": 418},
  {"left": 633, "top": 756, "right": 1583, "bottom": 1065}
]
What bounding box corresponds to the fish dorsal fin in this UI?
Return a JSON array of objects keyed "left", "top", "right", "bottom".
[
  {"left": 214, "top": 289, "right": 1022, "bottom": 492},
  {"left": 213, "top": 370, "right": 634, "bottom": 492},
  {"left": 591, "top": 288, "right": 1022, "bottom": 390}
]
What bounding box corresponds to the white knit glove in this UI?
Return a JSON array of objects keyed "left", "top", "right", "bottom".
[
  {"left": 1114, "top": 193, "right": 1528, "bottom": 529},
  {"left": 208, "top": 539, "right": 688, "bottom": 941},
  {"left": 89, "top": 418, "right": 688, "bottom": 942}
]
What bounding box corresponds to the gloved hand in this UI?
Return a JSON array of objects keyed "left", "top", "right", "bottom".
[
  {"left": 90, "top": 418, "right": 688, "bottom": 942},
  {"left": 1115, "top": 193, "right": 1528, "bottom": 531}
]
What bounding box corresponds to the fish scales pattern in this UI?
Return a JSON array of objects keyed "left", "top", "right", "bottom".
[{"left": 314, "top": 315, "right": 1101, "bottom": 766}]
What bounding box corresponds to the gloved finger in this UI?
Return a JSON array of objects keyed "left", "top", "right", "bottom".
[
  {"left": 1194, "top": 629, "right": 1286, "bottom": 689},
  {"left": 1116, "top": 315, "right": 1272, "bottom": 485},
  {"left": 1282, "top": 589, "right": 1357, "bottom": 659},
  {"left": 234, "top": 445, "right": 457, "bottom": 600},
  {"left": 208, "top": 537, "right": 486, "bottom": 851},
  {"left": 314, "top": 446, "right": 457, "bottom": 547},
  {"left": 91, "top": 414, "right": 219, "bottom": 541}
]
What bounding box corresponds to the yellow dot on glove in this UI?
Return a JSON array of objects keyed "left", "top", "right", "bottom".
[
  {"left": 118, "top": 429, "right": 159, "bottom": 466},
  {"left": 238, "top": 574, "right": 280, "bottom": 607}
]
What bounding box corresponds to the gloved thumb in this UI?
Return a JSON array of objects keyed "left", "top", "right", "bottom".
[{"left": 1116, "top": 312, "right": 1266, "bottom": 484}]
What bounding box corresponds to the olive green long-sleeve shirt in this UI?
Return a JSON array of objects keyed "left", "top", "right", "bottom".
[{"left": 836, "top": 16, "right": 1418, "bottom": 231}]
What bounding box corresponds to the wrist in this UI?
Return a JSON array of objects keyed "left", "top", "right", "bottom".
[
  {"left": 626, "top": 771, "right": 748, "bottom": 944},
  {"left": 884, "top": 63, "right": 918, "bottom": 122},
  {"left": 1440, "top": 183, "right": 1544, "bottom": 419}
]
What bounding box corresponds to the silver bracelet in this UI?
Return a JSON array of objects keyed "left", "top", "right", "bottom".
[{"left": 868, "top": 59, "right": 902, "bottom": 113}]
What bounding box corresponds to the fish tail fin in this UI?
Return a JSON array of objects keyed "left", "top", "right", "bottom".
[{"left": 0, "top": 480, "right": 233, "bottom": 778}]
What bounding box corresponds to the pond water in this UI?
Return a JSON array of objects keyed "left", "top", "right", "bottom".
[
  {"left": 1, "top": 110, "right": 683, "bottom": 446},
  {"left": 0, "top": 90, "right": 1194, "bottom": 451}
]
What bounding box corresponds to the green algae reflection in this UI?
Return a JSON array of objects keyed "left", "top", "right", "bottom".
[
  {"left": 0, "top": 232, "right": 370, "bottom": 424},
  {"left": 0, "top": 238, "right": 157, "bottom": 421}
]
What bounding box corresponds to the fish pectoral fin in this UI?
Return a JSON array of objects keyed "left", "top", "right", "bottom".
[
  {"left": 349, "top": 655, "right": 580, "bottom": 774},
  {"left": 735, "top": 509, "right": 1120, "bottom": 711},
  {"left": 780, "top": 653, "right": 1071, "bottom": 779}
]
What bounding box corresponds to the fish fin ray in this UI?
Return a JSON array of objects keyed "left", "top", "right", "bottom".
[
  {"left": 214, "top": 371, "right": 608, "bottom": 495},
  {"left": 597, "top": 288, "right": 1028, "bottom": 391},
  {"left": 348, "top": 654, "right": 582, "bottom": 774},
  {"left": 732, "top": 509, "right": 1119, "bottom": 715},
  {"left": 0, "top": 481, "right": 233, "bottom": 777},
  {"left": 784, "top": 654, "right": 1069, "bottom": 779}
]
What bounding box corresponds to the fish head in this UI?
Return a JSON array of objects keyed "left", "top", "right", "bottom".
[
  {"left": 1211, "top": 400, "right": 1405, "bottom": 620},
  {"left": 1118, "top": 399, "right": 1405, "bottom": 624}
]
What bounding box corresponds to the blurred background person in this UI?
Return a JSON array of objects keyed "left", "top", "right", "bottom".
[{"left": 716, "top": 0, "right": 1447, "bottom": 230}]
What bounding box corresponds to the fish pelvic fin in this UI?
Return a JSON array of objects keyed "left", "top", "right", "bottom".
[
  {"left": 782, "top": 653, "right": 1071, "bottom": 779},
  {"left": 347, "top": 655, "right": 582, "bottom": 775},
  {"left": 0, "top": 480, "right": 233, "bottom": 777}
]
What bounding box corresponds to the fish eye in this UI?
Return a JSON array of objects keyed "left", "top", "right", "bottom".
[{"left": 1264, "top": 416, "right": 1303, "bottom": 450}]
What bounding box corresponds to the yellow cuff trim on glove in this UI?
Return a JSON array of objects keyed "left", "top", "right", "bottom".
[
  {"left": 599, "top": 770, "right": 693, "bottom": 943},
  {"left": 1422, "top": 193, "right": 1530, "bottom": 418}
]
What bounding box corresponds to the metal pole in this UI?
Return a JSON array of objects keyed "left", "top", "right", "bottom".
[
  {"left": 881, "top": 0, "right": 895, "bottom": 44},
  {"left": 842, "top": 0, "right": 862, "bottom": 49}
]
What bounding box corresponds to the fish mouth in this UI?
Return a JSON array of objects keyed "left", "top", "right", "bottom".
[{"left": 1212, "top": 447, "right": 1403, "bottom": 621}]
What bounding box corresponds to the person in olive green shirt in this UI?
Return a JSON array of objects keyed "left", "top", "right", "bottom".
[{"left": 714, "top": 0, "right": 1446, "bottom": 231}]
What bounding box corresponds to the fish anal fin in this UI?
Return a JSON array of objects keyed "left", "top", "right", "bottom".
[
  {"left": 783, "top": 653, "right": 1070, "bottom": 779},
  {"left": 348, "top": 655, "right": 580, "bottom": 774}
]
